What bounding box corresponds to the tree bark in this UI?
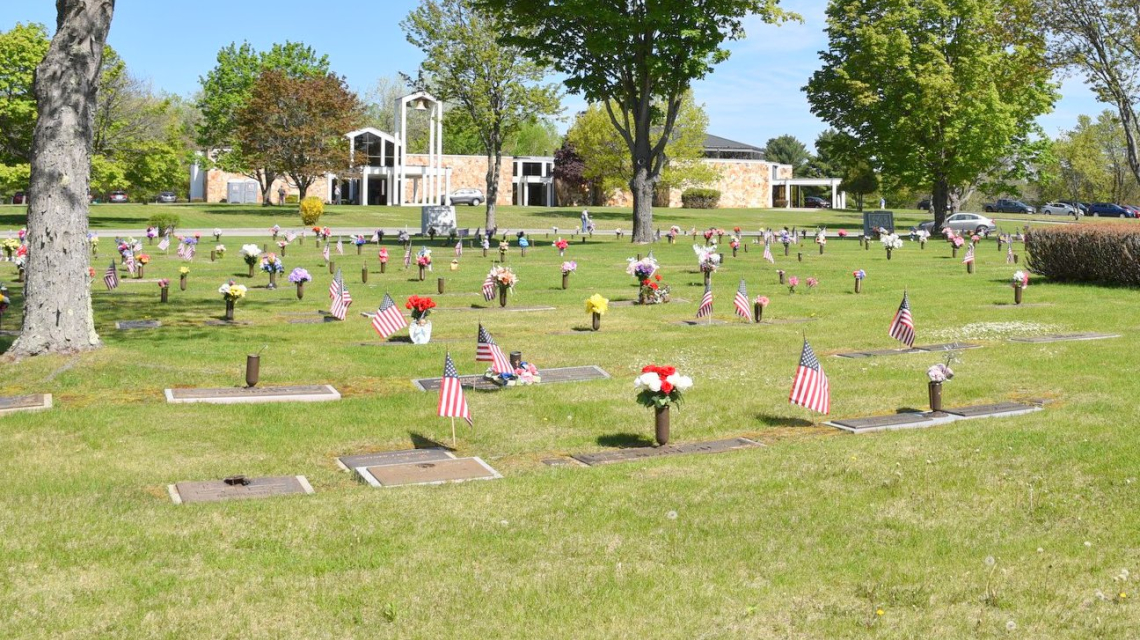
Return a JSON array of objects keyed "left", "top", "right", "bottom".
[
  {"left": 630, "top": 165, "right": 655, "bottom": 242},
  {"left": 11, "top": 0, "right": 113, "bottom": 357},
  {"left": 484, "top": 139, "right": 501, "bottom": 232},
  {"left": 932, "top": 175, "right": 951, "bottom": 230}
]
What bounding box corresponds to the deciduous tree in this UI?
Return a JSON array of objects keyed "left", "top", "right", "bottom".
[
  {"left": 237, "top": 70, "right": 362, "bottom": 200},
  {"left": 806, "top": 0, "right": 1056, "bottom": 228},
  {"left": 13, "top": 0, "right": 114, "bottom": 357},
  {"left": 403, "top": 0, "right": 561, "bottom": 230},
  {"left": 0, "top": 23, "right": 50, "bottom": 164},
  {"left": 478, "top": 0, "right": 794, "bottom": 242}
]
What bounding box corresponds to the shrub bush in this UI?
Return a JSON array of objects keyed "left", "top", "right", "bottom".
[
  {"left": 682, "top": 188, "right": 721, "bottom": 209},
  {"left": 299, "top": 196, "right": 324, "bottom": 226},
  {"left": 147, "top": 212, "right": 181, "bottom": 234},
  {"left": 285, "top": 194, "right": 300, "bottom": 204},
  {"left": 1025, "top": 224, "right": 1140, "bottom": 286}
]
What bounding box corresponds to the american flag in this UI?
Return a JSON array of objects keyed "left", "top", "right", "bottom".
[
  {"left": 322, "top": 241, "right": 330, "bottom": 263},
  {"left": 1006, "top": 240, "right": 1014, "bottom": 264},
  {"left": 763, "top": 236, "right": 774, "bottom": 264},
  {"left": 186, "top": 243, "right": 195, "bottom": 261},
  {"left": 963, "top": 243, "right": 975, "bottom": 264},
  {"left": 789, "top": 338, "right": 830, "bottom": 414},
  {"left": 696, "top": 283, "right": 713, "bottom": 318},
  {"left": 733, "top": 278, "right": 750, "bottom": 320},
  {"left": 103, "top": 261, "right": 118, "bottom": 290},
  {"left": 328, "top": 269, "right": 352, "bottom": 320},
  {"left": 481, "top": 270, "right": 496, "bottom": 301},
  {"left": 176, "top": 242, "right": 186, "bottom": 258},
  {"left": 124, "top": 251, "right": 136, "bottom": 275},
  {"left": 371, "top": 292, "right": 407, "bottom": 339},
  {"left": 888, "top": 291, "right": 916, "bottom": 347},
  {"left": 438, "top": 352, "right": 472, "bottom": 426},
  {"left": 336, "top": 238, "right": 344, "bottom": 255},
  {"left": 476, "top": 324, "right": 512, "bottom": 374},
  {"left": 455, "top": 241, "right": 462, "bottom": 257},
  {"left": 403, "top": 248, "right": 411, "bottom": 268},
  {"left": 157, "top": 235, "right": 169, "bottom": 251}
]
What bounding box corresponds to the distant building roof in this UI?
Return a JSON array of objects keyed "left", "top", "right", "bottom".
[{"left": 703, "top": 134, "right": 765, "bottom": 160}]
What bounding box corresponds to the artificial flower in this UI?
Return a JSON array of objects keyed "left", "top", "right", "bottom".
[{"left": 585, "top": 293, "right": 609, "bottom": 315}]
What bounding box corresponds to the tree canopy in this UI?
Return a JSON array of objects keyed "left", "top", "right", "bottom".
[
  {"left": 403, "top": 0, "right": 561, "bottom": 229},
  {"left": 805, "top": 0, "right": 1056, "bottom": 227},
  {"left": 763, "top": 135, "right": 812, "bottom": 177},
  {"left": 0, "top": 22, "right": 50, "bottom": 164},
  {"left": 478, "top": 0, "right": 795, "bottom": 241}
]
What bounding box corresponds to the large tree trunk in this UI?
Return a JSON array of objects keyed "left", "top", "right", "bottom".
[
  {"left": 630, "top": 165, "right": 654, "bottom": 243},
  {"left": 11, "top": 0, "right": 113, "bottom": 357},
  {"left": 484, "top": 148, "right": 501, "bottom": 232},
  {"left": 932, "top": 175, "right": 951, "bottom": 230}
]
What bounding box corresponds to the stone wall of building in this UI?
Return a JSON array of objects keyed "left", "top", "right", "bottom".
[
  {"left": 592, "top": 158, "right": 784, "bottom": 209},
  {"left": 405, "top": 153, "right": 513, "bottom": 206},
  {"left": 203, "top": 169, "right": 330, "bottom": 204}
]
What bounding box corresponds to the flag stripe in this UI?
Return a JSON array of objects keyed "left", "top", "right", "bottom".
[
  {"left": 733, "top": 279, "right": 750, "bottom": 320},
  {"left": 371, "top": 292, "right": 407, "bottom": 338},
  {"left": 438, "top": 353, "right": 472, "bottom": 426},
  {"left": 888, "top": 291, "right": 915, "bottom": 347},
  {"left": 789, "top": 339, "right": 830, "bottom": 414}
]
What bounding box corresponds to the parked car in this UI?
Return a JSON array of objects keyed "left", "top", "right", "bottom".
[
  {"left": 156, "top": 191, "right": 177, "bottom": 203},
  {"left": 917, "top": 198, "right": 931, "bottom": 210},
  {"left": 1057, "top": 200, "right": 1088, "bottom": 215},
  {"left": 984, "top": 198, "right": 1035, "bottom": 214},
  {"left": 12, "top": 191, "right": 28, "bottom": 205},
  {"left": 917, "top": 212, "right": 997, "bottom": 235},
  {"left": 1087, "top": 202, "right": 1133, "bottom": 218},
  {"left": 1040, "top": 202, "right": 1077, "bottom": 215},
  {"left": 448, "top": 188, "right": 484, "bottom": 206},
  {"left": 1123, "top": 204, "right": 1140, "bottom": 218},
  {"left": 804, "top": 196, "right": 830, "bottom": 208},
  {"left": 108, "top": 190, "right": 129, "bottom": 203}
]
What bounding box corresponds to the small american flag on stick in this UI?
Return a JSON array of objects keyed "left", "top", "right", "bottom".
[
  {"left": 328, "top": 269, "right": 352, "bottom": 320},
  {"left": 763, "top": 235, "right": 774, "bottom": 264},
  {"left": 696, "top": 283, "right": 713, "bottom": 319},
  {"left": 962, "top": 243, "right": 975, "bottom": 264},
  {"left": 176, "top": 242, "right": 186, "bottom": 259},
  {"left": 733, "top": 278, "right": 750, "bottom": 320},
  {"left": 438, "top": 352, "right": 473, "bottom": 445},
  {"left": 403, "top": 248, "right": 411, "bottom": 269},
  {"left": 888, "top": 291, "right": 916, "bottom": 348},
  {"left": 124, "top": 251, "right": 136, "bottom": 276},
  {"left": 481, "top": 270, "right": 496, "bottom": 301},
  {"left": 322, "top": 241, "right": 330, "bottom": 263},
  {"left": 455, "top": 241, "right": 462, "bottom": 257},
  {"left": 371, "top": 292, "right": 407, "bottom": 339},
  {"left": 157, "top": 235, "right": 169, "bottom": 251},
  {"left": 1006, "top": 240, "right": 1014, "bottom": 264},
  {"left": 476, "top": 324, "right": 512, "bottom": 374},
  {"left": 103, "top": 261, "right": 119, "bottom": 290},
  {"left": 336, "top": 238, "right": 344, "bottom": 255},
  {"left": 789, "top": 338, "right": 830, "bottom": 415}
]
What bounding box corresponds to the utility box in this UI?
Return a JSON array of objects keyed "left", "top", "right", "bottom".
[{"left": 226, "top": 180, "right": 260, "bottom": 204}]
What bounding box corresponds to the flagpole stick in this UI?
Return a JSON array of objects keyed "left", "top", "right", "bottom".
[{"left": 451, "top": 417, "right": 456, "bottom": 447}]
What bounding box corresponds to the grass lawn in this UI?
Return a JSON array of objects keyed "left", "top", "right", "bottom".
[{"left": 0, "top": 208, "right": 1137, "bottom": 638}]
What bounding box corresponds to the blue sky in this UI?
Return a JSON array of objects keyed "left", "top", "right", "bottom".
[{"left": 2, "top": 0, "right": 1104, "bottom": 151}]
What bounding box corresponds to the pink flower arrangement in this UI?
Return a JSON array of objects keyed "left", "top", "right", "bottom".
[
  {"left": 157, "top": 278, "right": 170, "bottom": 288},
  {"left": 952, "top": 236, "right": 964, "bottom": 248},
  {"left": 837, "top": 229, "right": 848, "bottom": 238},
  {"left": 378, "top": 248, "right": 389, "bottom": 263},
  {"left": 553, "top": 238, "right": 569, "bottom": 250},
  {"left": 806, "top": 277, "right": 819, "bottom": 289},
  {"left": 755, "top": 295, "right": 770, "bottom": 307},
  {"left": 787, "top": 275, "right": 800, "bottom": 293}
]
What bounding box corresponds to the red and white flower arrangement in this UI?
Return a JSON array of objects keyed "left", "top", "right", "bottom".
[
  {"left": 634, "top": 365, "right": 693, "bottom": 408},
  {"left": 405, "top": 295, "right": 436, "bottom": 322},
  {"left": 1011, "top": 270, "right": 1029, "bottom": 288},
  {"left": 553, "top": 237, "right": 569, "bottom": 254}
]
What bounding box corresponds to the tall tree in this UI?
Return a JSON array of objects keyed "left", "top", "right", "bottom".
[
  {"left": 13, "top": 0, "right": 114, "bottom": 357},
  {"left": 237, "top": 70, "right": 363, "bottom": 199},
  {"left": 0, "top": 22, "right": 50, "bottom": 164},
  {"left": 479, "top": 0, "right": 794, "bottom": 242},
  {"left": 403, "top": 0, "right": 561, "bottom": 230},
  {"left": 1044, "top": 0, "right": 1140, "bottom": 189},
  {"left": 806, "top": 0, "right": 1056, "bottom": 228},
  {"left": 763, "top": 134, "right": 812, "bottom": 177},
  {"left": 197, "top": 41, "right": 330, "bottom": 204}
]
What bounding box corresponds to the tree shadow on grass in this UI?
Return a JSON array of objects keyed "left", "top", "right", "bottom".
[
  {"left": 597, "top": 432, "right": 654, "bottom": 448},
  {"left": 754, "top": 413, "right": 815, "bottom": 427}
]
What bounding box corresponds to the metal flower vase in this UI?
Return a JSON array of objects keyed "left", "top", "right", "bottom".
[{"left": 655, "top": 405, "right": 670, "bottom": 446}]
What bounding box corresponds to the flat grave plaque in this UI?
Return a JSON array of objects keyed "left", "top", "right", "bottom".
[
  {"left": 165, "top": 384, "right": 341, "bottom": 405},
  {"left": 413, "top": 365, "right": 609, "bottom": 391},
  {"left": 203, "top": 320, "right": 252, "bottom": 326},
  {"left": 0, "top": 393, "right": 52, "bottom": 416},
  {"left": 571, "top": 437, "right": 762, "bottom": 466},
  {"left": 834, "top": 348, "right": 923, "bottom": 358},
  {"left": 914, "top": 342, "right": 982, "bottom": 352},
  {"left": 828, "top": 413, "right": 933, "bottom": 433},
  {"left": 115, "top": 320, "right": 161, "bottom": 330},
  {"left": 943, "top": 402, "right": 1041, "bottom": 418},
  {"left": 169, "top": 475, "right": 314, "bottom": 504},
  {"left": 542, "top": 457, "right": 586, "bottom": 467},
  {"left": 1009, "top": 333, "right": 1120, "bottom": 344},
  {"left": 357, "top": 457, "right": 501, "bottom": 487},
  {"left": 675, "top": 319, "right": 728, "bottom": 326},
  {"left": 337, "top": 448, "right": 454, "bottom": 472}
]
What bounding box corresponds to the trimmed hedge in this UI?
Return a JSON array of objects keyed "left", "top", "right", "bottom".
[
  {"left": 147, "top": 213, "right": 180, "bottom": 234},
  {"left": 681, "top": 188, "right": 721, "bottom": 209},
  {"left": 1025, "top": 224, "right": 1140, "bottom": 286}
]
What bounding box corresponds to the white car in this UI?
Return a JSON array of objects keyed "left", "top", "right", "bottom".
[
  {"left": 1040, "top": 201, "right": 1076, "bottom": 215},
  {"left": 448, "top": 188, "right": 484, "bottom": 206},
  {"left": 918, "top": 212, "right": 997, "bottom": 235}
]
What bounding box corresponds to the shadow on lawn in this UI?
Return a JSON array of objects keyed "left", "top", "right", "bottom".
[
  {"left": 597, "top": 432, "right": 655, "bottom": 448},
  {"left": 754, "top": 413, "right": 815, "bottom": 428},
  {"left": 408, "top": 431, "right": 455, "bottom": 451}
]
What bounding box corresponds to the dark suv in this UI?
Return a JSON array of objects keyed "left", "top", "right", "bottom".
[
  {"left": 12, "top": 191, "right": 28, "bottom": 204},
  {"left": 1087, "top": 203, "right": 1133, "bottom": 218}
]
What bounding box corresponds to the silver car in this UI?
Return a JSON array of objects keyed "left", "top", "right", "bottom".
[
  {"left": 1040, "top": 201, "right": 1076, "bottom": 215},
  {"left": 918, "top": 212, "right": 997, "bottom": 235},
  {"left": 449, "top": 188, "right": 484, "bottom": 206}
]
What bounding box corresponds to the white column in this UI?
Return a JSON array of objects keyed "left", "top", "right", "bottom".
[
  {"left": 436, "top": 102, "right": 444, "bottom": 205},
  {"left": 831, "top": 181, "right": 838, "bottom": 209},
  {"left": 361, "top": 170, "right": 369, "bottom": 206},
  {"left": 427, "top": 105, "right": 436, "bottom": 205},
  {"left": 398, "top": 98, "right": 407, "bottom": 206},
  {"left": 444, "top": 167, "right": 452, "bottom": 206}
]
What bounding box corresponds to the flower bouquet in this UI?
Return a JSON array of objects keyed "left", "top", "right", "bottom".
[
  {"left": 498, "top": 239, "right": 510, "bottom": 258},
  {"left": 490, "top": 265, "right": 519, "bottom": 306},
  {"left": 927, "top": 361, "right": 954, "bottom": 411},
  {"left": 354, "top": 234, "right": 366, "bottom": 254},
  {"left": 179, "top": 265, "right": 189, "bottom": 290},
  {"left": 635, "top": 364, "right": 693, "bottom": 445},
  {"left": 416, "top": 247, "right": 432, "bottom": 280},
  {"left": 288, "top": 267, "right": 311, "bottom": 299},
  {"left": 880, "top": 233, "right": 903, "bottom": 259},
  {"left": 554, "top": 237, "right": 569, "bottom": 256},
  {"left": 270, "top": 224, "right": 280, "bottom": 239},
  {"left": 88, "top": 233, "right": 99, "bottom": 255},
  {"left": 158, "top": 278, "right": 170, "bottom": 303},
  {"left": 260, "top": 253, "right": 285, "bottom": 289},
  {"left": 787, "top": 275, "right": 800, "bottom": 293},
  {"left": 1, "top": 237, "right": 20, "bottom": 260},
  {"left": 729, "top": 235, "right": 741, "bottom": 257},
  {"left": 485, "top": 360, "right": 541, "bottom": 386},
  {"left": 240, "top": 244, "right": 262, "bottom": 276},
  {"left": 627, "top": 255, "right": 659, "bottom": 282},
  {"left": 213, "top": 228, "right": 222, "bottom": 241},
  {"left": 1011, "top": 270, "right": 1029, "bottom": 304},
  {"left": 692, "top": 246, "right": 719, "bottom": 284},
  {"left": 218, "top": 280, "right": 247, "bottom": 320},
  {"left": 753, "top": 295, "right": 769, "bottom": 322},
  {"left": 406, "top": 295, "right": 436, "bottom": 344},
  {"left": 146, "top": 226, "right": 157, "bottom": 241},
  {"left": 815, "top": 229, "right": 827, "bottom": 254},
  {"left": 560, "top": 260, "right": 577, "bottom": 289},
  {"left": 806, "top": 276, "right": 819, "bottom": 291},
  {"left": 853, "top": 269, "right": 866, "bottom": 293},
  {"left": 397, "top": 230, "right": 410, "bottom": 246},
  {"left": 837, "top": 229, "right": 848, "bottom": 239},
  {"left": 215, "top": 244, "right": 226, "bottom": 258},
  {"left": 585, "top": 293, "right": 608, "bottom": 330},
  {"left": 639, "top": 273, "right": 671, "bottom": 305}
]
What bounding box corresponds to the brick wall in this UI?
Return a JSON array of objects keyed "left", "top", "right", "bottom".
[
  {"left": 592, "top": 158, "right": 782, "bottom": 209},
  {"left": 405, "top": 153, "right": 514, "bottom": 206}
]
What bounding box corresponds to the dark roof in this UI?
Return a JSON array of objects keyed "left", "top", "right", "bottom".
[{"left": 703, "top": 134, "right": 765, "bottom": 154}]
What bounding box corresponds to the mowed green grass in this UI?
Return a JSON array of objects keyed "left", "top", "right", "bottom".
[{"left": 0, "top": 210, "right": 1137, "bottom": 638}]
